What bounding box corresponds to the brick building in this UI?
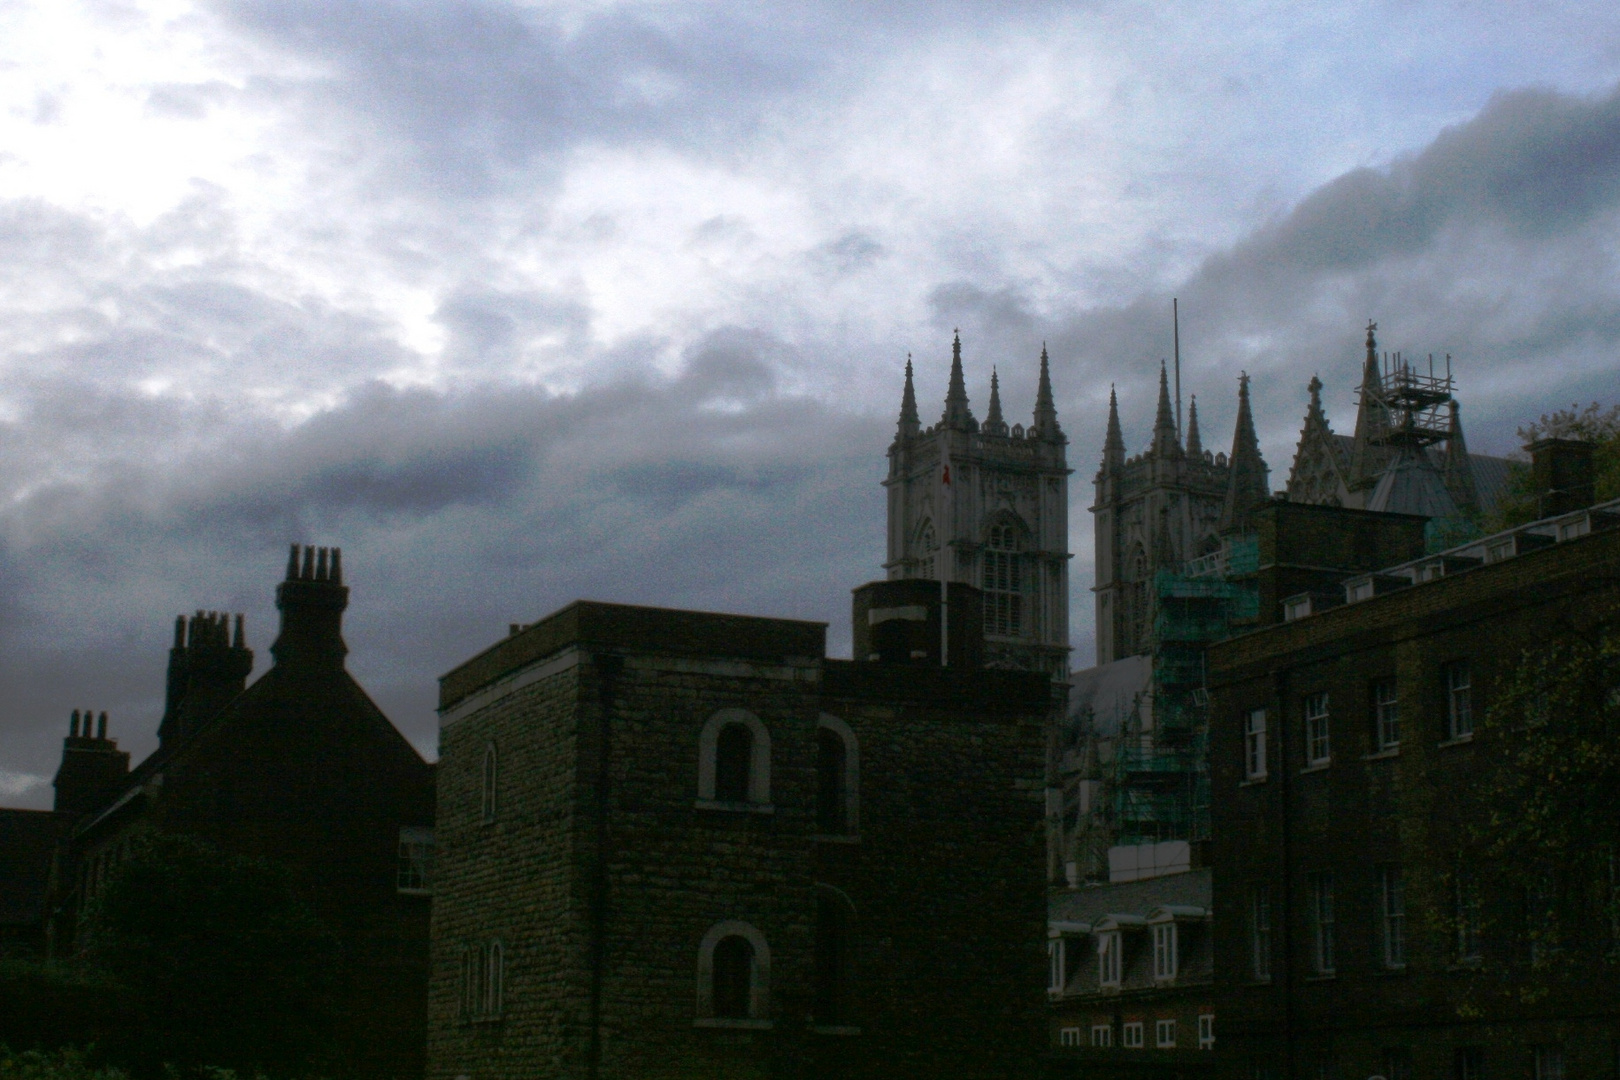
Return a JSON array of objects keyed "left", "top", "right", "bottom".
[
  {"left": 1047, "top": 866, "right": 1216, "bottom": 1070},
  {"left": 1207, "top": 467, "right": 1620, "bottom": 1076},
  {"left": 426, "top": 583, "right": 1051, "bottom": 1080},
  {"left": 30, "top": 546, "right": 436, "bottom": 1080}
]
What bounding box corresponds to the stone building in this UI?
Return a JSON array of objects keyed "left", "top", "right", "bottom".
[
  {"left": 884, "top": 335, "right": 1071, "bottom": 680},
  {"left": 1206, "top": 443, "right": 1620, "bottom": 1076},
  {"left": 32, "top": 546, "right": 437, "bottom": 1080},
  {"left": 426, "top": 585, "right": 1051, "bottom": 1080}
]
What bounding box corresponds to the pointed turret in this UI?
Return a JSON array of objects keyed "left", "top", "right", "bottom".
[
  {"left": 1033, "top": 343, "right": 1063, "bottom": 441},
  {"left": 1185, "top": 395, "right": 1203, "bottom": 459},
  {"left": 1349, "top": 321, "right": 1392, "bottom": 492},
  {"left": 984, "top": 367, "right": 1008, "bottom": 436},
  {"left": 1221, "top": 373, "right": 1270, "bottom": 530},
  {"left": 1150, "top": 361, "right": 1182, "bottom": 460},
  {"left": 1102, "top": 385, "right": 1125, "bottom": 471},
  {"left": 896, "top": 355, "right": 920, "bottom": 440},
  {"left": 1441, "top": 398, "right": 1480, "bottom": 516},
  {"left": 942, "top": 331, "right": 977, "bottom": 431}
]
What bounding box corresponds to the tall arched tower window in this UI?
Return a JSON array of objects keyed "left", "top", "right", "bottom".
[
  {"left": 983, "top": 524, "right": 1023, "bottom": 637},
  {"left": 481, "top": 742, "right": 498, "bottom": 824},
  {"left": 916, "top": 521, "right": 937, "bottom": 579}
]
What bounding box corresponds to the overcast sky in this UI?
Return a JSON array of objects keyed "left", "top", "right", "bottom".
[{"left": 4, "top": 0, "right": 1620, "bottom": 807}]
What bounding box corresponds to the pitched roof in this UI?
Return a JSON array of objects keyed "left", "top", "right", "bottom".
[
  {"left": 1470, "top": 452, "right": 1514, "bottom": 514},
  {"left": 1049, "top": 866, "right": 1211, "bottom": 926}
]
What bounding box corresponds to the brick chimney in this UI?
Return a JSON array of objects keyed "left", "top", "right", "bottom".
[
  {"left": 157, "top": 610, "right": 253, "bottom": 747},
  {"left": 271, "top": 544, "right": 349, "bottom": 670},
  {"left": 53, "top": 710, "right": 130, "bottom": 816},
  {"left": 1527, "top": 438, "right": 1596, "bottom": 518}
]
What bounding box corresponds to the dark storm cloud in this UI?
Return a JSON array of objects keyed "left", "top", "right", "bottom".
[{"left": 0, "top": 324, "right": 886, "bottom": 806}]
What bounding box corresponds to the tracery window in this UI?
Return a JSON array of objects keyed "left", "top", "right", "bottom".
[{"left": 983, "top": 523, "right": 1023, "bottom": 637}]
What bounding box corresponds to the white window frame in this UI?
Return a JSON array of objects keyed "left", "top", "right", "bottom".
[
  {"left": 1308, "top": 871, "right": 1336, "bottom": 975},
  {"left": 1304, "top": 692, "right": 1331, "bottom": 766},
  {"left": 396, "top": 826, "right": 434, "bottom": 895},
  {"left": 1251, "top": 884, "right": 1272, "bottom": 982},
  {"left": 696, "top": 709, "right": 772, "bottom": 808},
  {"left": 1122, "top": 1021, "right": 1144, "bottom": 1048},
  {"left": 1380, "top": 865, "right": 1406, "bottom": 968},
  {"left": 1047, "top": 938, "right": 1066, "bottom": 994},
  {"left": 481, "top": 742, "right": 498, "bottom": 823},
  {"left": 695, "top": 920, "right": 772, "bottom": 1027},
  {"left": 1374, "top": 680, "right": 1400, "bottom": 751},
  {"left": 1534, "top": 1046, "right": 1565, "bottom": 1080},
  {"left": 1058, "top": 1026, "right": 1081, "bottom": 1047},
  {"left": 1091, "top": 1023, "right": 1113, "bottom": 1047},
  {"left": 1098, "top": 930, "right": 1122, "bottom": 987},
  {"left": 1446, "top": 661, "right": 1473, "bottom": 739},
  {"left": 1198, "top": 1013, "right": 1214, "bottom": 1049},
  {"left": 1151, "top": 921, "right": 1178, "bottom": 981},
  {"left": 1155, "top": 1018, "right": 1177, "bottom": 1048},
  {"left": 1244, "top": 708, "right": 1268, "bottom": 780}
]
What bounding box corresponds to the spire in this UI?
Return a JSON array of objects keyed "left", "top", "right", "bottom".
[
  {"left": 942, "top": 331, "right": 977, "bottom": 431},
  {"left": 1441, "top": 397, "right": 1480, "bottom": 516},
  {"left": 1185, "top": 394, "right": 1203, "bottom": 458},
  {"left": 897, "top": 355, "right": 920, "bottom": 439},
  {"left": 1221, "top": 373, "right": 1270, "bottom": 530},
  {"left": 984, "top": 366, "right": 1008, "bottom": 436},
  {"left": 1150, "top": 360, "right": 1182, "bottom": 459},
  {"left": 1349, "top": 321, "right": 1392, "bottom": 492},
  {"left": 1033, "top": 343, "right": 1062, "bottom": 441},
  {"left": 1102, "top": 384, "right": 1125, "bottom": 471}
]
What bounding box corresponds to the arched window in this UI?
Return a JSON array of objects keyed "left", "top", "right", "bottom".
[
  {"left": 715, "top": 724, "right": 753, "bottom": 803},
  {"left": 481, "top": 742, "right": 498, "bottom": 823},
  {"left": 916, "top": 520, "right": 937, "bottom": 580},
  {"left": 1128, "top": 545, "right": 1149, "bottom": 649},
  {"left": 462, "top": 939, "right": 504, "bottom": 1021},
  {"left": 814, "top": 885, "right": 856, "bottom": 1027},
  {"left": 815, "top": 715, "right": 859, "bottom": 835},
  {"left": 712, "top": 936, "right": 753, "bottom": 1019},
  {"left": 696, "top": 921, "right": 771, "bottom": 1026},
  {"left": 697, "top": 710, "right": 772, "bottom": 808},
  {"left": 983, "top": 523, "right": 1023, "bottom": 636}
]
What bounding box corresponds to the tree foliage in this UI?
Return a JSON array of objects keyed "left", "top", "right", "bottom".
[
  {"left": 76, "top": 833, "right": 339, "bottom": 1079},
  {"left": 1490, "top": 401, "right": 1620, "bottom": 530}
]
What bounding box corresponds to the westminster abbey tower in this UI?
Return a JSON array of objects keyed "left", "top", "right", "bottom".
[{"left": 884, "top": 334, "right": 1072, "bottom": 680}]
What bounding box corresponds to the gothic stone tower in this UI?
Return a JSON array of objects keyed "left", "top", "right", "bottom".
[
  {"left": 883, "top": 334, "right": 1072, "bottom": 680},
  {"left": 1092, "top": 366, "right": 1268, "bottom": 664}
]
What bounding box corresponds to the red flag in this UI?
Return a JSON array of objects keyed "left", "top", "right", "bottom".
[{"left": 942, "top": 463, "right": 951, "bottom": 485}]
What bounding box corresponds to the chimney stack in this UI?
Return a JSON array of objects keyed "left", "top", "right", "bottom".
[{"left": 1527, "top": 438, "right": 1596, "bottom": 518}]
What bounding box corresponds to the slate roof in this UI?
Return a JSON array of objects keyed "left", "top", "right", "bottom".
[
  {"left": 1049, "top": 868, "right": 1214, "bottom": 998},
  {"left": 1049, "top": 866, "right": 1211, "bottom": 927}
]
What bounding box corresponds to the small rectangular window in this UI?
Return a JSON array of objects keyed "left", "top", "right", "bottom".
[
  {"left": 1373, "top": 680, "right": 1400, "bottom": 751},
  {"left": 1380, "top": 865, "right": 1406, "bottom": 968},
  {"left": 1308, "top": 871, "right": 1336, "bottom": 974},
  {"left": 1455, "top": 867, "right": 1482, "bottom": 962},
  {"left": 1244, "top": 709, "right": 1268, "bottom": 779},
  {"left": 1091, "top": 1023, "right": 1113, "bottom": 1047},
  {"left": 1155, "top": 1019, "right": 1177, "bottom": 1048},
  {"left": 1047, "top": 939, "right": 1066, "bottom": 994},
  {"left": 1122, "top": 1021, "right": 1144, "bottom": 1048},
  {"left": 1534, "top": 1046, "right": 1565, "bottom": 1080},
  {"left": 1446, "top": 662, "right": 1473, "bottom": 739},
  {"left": 1058, "top": 1026, "right": 1081, "bottom": 1047},
  {"left": 1454, "top": 1048, "right": 1483, "bottom": 1080},
  {"left": 397, "top": 827, "right": 434, "bottom": 894},
  {"left": 1198, "top": 1013, "right": 1215, "bottom": 1049},
  {"left": 1304, "top": 693, "right": 1331, "bottom": 766},
  {"left": 1251, "top": 885, "right": 1272, "bottom": 981}
]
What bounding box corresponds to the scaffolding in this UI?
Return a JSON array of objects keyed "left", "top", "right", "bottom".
[{"left": 1110, "top": 538, "right": 1259, "bottom": 846}]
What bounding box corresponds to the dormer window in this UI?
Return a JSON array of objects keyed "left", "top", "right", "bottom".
[
  {"left": 1151, "top": 921, "right": 1178, "bottom": 981},
  {"left": 1098, "top": 931, "right": 1122, "bottom": 987}
]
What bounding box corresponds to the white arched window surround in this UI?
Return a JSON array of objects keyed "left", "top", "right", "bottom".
[
  {"left": 481, "top": 742, "right": 498, "bottom": 824},
  {"left": 694, "top": 920, "right": 772, "bottom": 1028},
  {"left": 814, "top": 714, "right": 860, "bottom": 838},
  {"left": 696, "top": 709, "right": 773, "bottom": 811}
]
